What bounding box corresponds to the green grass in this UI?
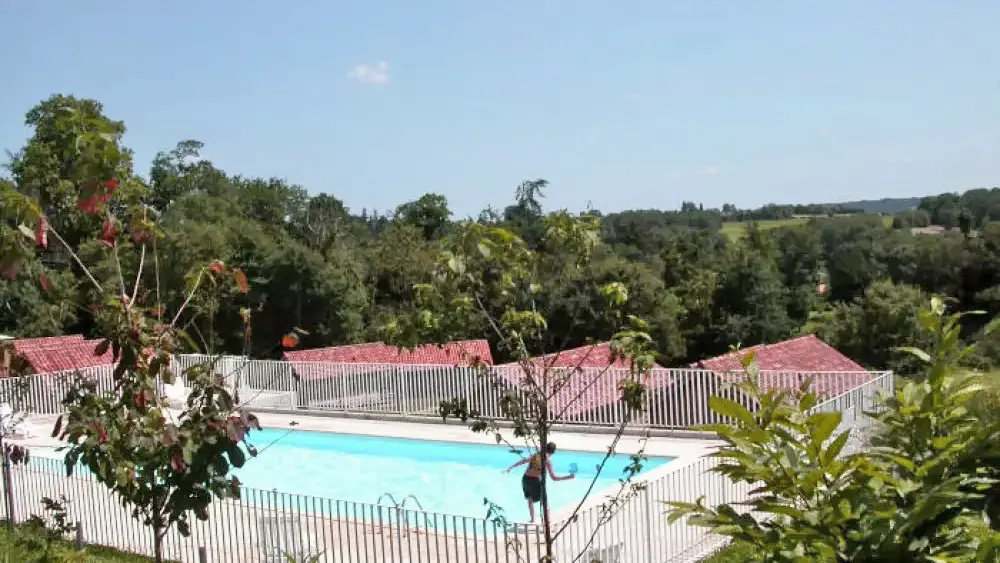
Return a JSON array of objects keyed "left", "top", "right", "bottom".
[
  {"left": 719, "top": 218, "right": 810, "bottom": 240},
  {"left": 0, "top": 522, "right": 156, "bottom": 562},
  {"left": 720, "top": 215, "right": 895, "bottom": 241}
]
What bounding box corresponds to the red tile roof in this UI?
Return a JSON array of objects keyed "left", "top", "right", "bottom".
[
  {"left": 494, "top": 343, "right": 669, "bottom": 418},
  {"left": 689, "top": 334, "right": 870, "bottom": 397},
  {"left": 284, "top": 340, "right": 493, "bottom": 365},
  {"left": 490, "top": 338, "right": 872, "bottom": 421},
  {"left": 8, "top": 335, "right": 115, "bottom": 375},
  {"left": 518, "top": 341, "right": 663, "bottom": 370},
  {"left": 284, "top": 340, "right": 494, "bottom": 381}
]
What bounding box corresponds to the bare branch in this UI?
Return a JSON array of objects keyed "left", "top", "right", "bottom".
[
  {"left": 131, "top": 243, "right": 146, "bottom": 305},
  {"left": 47, "top": 226, "right": 103, "bottom": 292},
  {"left": 171, "top": 268, "right": 206, "bottom": 327}
]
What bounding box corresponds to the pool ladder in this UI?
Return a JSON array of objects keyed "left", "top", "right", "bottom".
[{"left": 377, "top": 492, "right": 425, "bottom": 511}]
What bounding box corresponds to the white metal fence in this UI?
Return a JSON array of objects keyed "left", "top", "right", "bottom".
[
  {"left": 165, "top": 355, "right": 887, "bottom": 430},
  {"left": 0, "top": 456, "right": 550, "bottom": 563}
]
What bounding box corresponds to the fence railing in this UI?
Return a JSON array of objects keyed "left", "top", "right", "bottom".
[
  {"left": 1, "top": 456, "right": 549, "bottom": 563},
  {"left": 165, "top": 355, "right": 888, "bottom": 430},
  {"left": 0, "top": 355, "right": 888, "bottom": 431}
]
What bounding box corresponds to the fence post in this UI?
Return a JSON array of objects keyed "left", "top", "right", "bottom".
[
  {"left": 395, "top": 505, "right": 405, "bottom": 562},
  {"left": 644, "top": 488, "right": 654, "bottom": 563},
  {"left": 0, "top": 438, "right": 14, "bottom": 529},
  {"left": 198, "top": 546, "right": 208, "bottom": 563},
  {"left": 75, "top": 522, "right": 84, "bottom": 549}
]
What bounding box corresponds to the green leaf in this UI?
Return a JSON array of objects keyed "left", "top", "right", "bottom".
[
  {"left": 477, "top": 242, "right": 491, "bottom": 258},
  {"left": 896, "top": 346, "right": 931, "bottom": 364},
  {"left": 708, "top": 396, "right": 756, "bottom": 426},
  {"left": 823, "top": 430, "right": 851, "bottom": 463},
  {"left": 16, "top": 224, "right": 34, "bottom": 240},
  {"left": 806, "top": 411, "right": 842, "bottom": 446},
  {"left": 51, "top": 415, "right": 63, "bottom": 438}
]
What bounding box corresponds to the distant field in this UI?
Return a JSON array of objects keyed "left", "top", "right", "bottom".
[{"left": 720, "top": 215, "right": 894, "bottom": 241}]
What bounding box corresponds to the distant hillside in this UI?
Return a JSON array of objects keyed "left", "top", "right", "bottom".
[{"left": 825, "top": 197, "right": 921, "bottom": 215}]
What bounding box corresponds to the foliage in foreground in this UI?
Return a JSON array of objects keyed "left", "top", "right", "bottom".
[
  {"left": 0, "top": 98, "right": 268, "bottom": 563},
  {"left": 2, "top": 497, "right": 164, "bottom": 562},
  {"left": 668, "top": 298, "right": 1000, "bottom": 562}
]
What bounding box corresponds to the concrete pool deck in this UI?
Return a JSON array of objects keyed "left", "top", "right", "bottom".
[{"left": 14, "top": 410, "right": 723, "bottom": 462}]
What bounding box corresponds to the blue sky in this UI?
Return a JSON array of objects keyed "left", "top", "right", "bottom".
[{"left": 1, "top": 1, "right": 999, "bottom": 217}]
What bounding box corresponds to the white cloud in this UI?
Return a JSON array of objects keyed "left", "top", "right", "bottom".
[
  {"left": 699, "top": 166, "right": 720, "bottom": 177},
  {"left": 348, "top": 61, "right": 389, "bottom": 85},
  {"left": 818, "top": 126, "right": 830, "bottom": 137},
  {"left": 625, "top": 91, "right": 642, "bottom": 101}
]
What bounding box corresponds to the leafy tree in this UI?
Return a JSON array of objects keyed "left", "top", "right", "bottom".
[
  {"left": 395, "top": 193, "right": 452, "bottom": 240},
  {"left": 384, "top": 208, "right": 657, "bottom": 560},
  {"left": 668, "top": 298, "right": 1000, "bottom": 562},
  {"left": 148, "top": 140, "right": 230, "bottom": 212},
  {"left": 0, "top": 100, "right": 264, "bottom": 563},
  {"left": 806, "top": 279, "right": 928, "bottom": 372}
]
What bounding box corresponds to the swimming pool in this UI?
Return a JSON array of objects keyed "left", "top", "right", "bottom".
[{"left": 233, "top": 429, "right": 674, "bottom": 522}]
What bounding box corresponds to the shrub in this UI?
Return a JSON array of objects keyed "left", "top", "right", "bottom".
[{"left": 667, "top": 298, "right": 1000, "bottom": 562}]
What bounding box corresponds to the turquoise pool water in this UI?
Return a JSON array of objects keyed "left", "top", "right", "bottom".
[{"left": 232, "top": 429, "right": 674, "bottom": 522}]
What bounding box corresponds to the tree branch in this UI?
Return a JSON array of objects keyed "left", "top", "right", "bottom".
[{"left": 47, "top": 226, "right": 103, "bottom": 292}]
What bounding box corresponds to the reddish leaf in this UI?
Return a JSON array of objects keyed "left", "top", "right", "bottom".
[
  {"left": 105, "top": 178, "right": 118, "bottom": 192},
  {"left": 170, "top": 451, "right": 187, "bottom": 472},
  {"left": 228, "top": 476, "right": 242, "bottom": 498},
  {"left": 38, "top": 274, "right": 51, "bottom": 294},
  {"left": 1, "top": 267, "right": 17, "bottom": 280},
  {"left": 162, "top": 427, "right": 177, "bottom": 447},
  {"left": 226, "top": 416, "right": 247, "bottom": 442},
  {"left": 130, "top": 216, "right": 151, "bottom": 244},
  {"left": 99, "top": 219, "right": 118, "bottom": 248},
  {"left": 209, "top": 260, "right": 225, "bottom": 274},
  {"left": 91, "top": 423, "right": 108, "bottom": 444},
  {"left": 35, "top": 217, "right": 48, "bottom": 249},
  {"left": 134, "top": 392, "right": 149, "bottom": 409},
  {"left": 281, "top": 332, "right": 300, "bottom": 349},
  {"left": 233, "top": 269, "right": 249, "bottom": 294}
]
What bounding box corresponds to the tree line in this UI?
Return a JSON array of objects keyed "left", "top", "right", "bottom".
[{"left": 3, "top": 94, "right": 1000, "bottom": 374}]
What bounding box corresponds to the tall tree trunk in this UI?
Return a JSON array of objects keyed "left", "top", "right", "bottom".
[
  {"left": 151, "top": 509, "right": 165, "bottom": 563},
  {"left": 153, "top": 527, "right": 163, "bottom": 563}
]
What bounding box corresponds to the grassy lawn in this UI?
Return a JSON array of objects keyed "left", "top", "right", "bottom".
[
  {"left": 720, "top": 215, "right": 895, "bottom": 241},
  {"left": 719, "top": 218, "right": 810, "bottom": 240},
  {"left": 0, "top": 522, "right": 156, "bottom": 562}
]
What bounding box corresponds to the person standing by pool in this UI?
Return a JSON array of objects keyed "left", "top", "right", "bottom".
[{"left": 504, "top": 442, "right": 575, "bottom": 522}]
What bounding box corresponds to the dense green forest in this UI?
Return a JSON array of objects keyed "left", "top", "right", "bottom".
[{"left": 3, "top": 94, "right": 1000, "bottom": 373}]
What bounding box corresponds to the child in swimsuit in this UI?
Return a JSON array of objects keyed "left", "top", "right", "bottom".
[{"left": 503, "top": 442, "right": 575, "bottom": 522}]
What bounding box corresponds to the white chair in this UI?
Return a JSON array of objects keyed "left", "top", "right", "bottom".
[
  {"left": 585, "top": 544, "right": 623, "bottom": 563},
  {"left": 258, "top": 515, "right": 308, "bottom": 562},
  {"left": 162, "top": 381, "right": 190, "bottom": 409},
  {"left": 0, "top": 403, "right": 31, "bottom": 439}
]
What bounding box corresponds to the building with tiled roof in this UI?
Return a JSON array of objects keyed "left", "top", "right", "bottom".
[
  {"left": 489, "top": 337, "right": 872, "bottom": 428},
  {"left": 3, "top": 335, "right": 114, "bottom": 376},
  {"left": 283, "top": 340, "right": 493, "bottom": 368},
  {"left": 491, "top": 342, "right": 671, "bottom": 423},
  {"left": 0, "top": 335, "right": 114, "bottom": 381},
  {"left": 689, "top": 334, "right": 870, "bottom": 398}
]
